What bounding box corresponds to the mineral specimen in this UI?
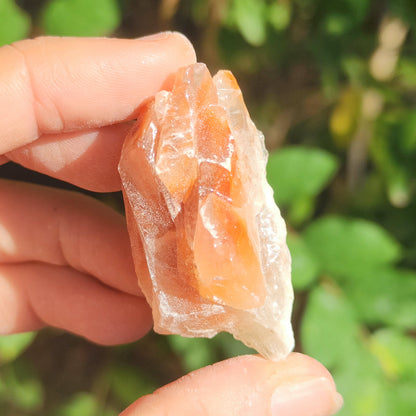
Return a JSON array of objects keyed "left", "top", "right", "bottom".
[{"left": 119, "top": 63, "right": 294, "bottom": 360}]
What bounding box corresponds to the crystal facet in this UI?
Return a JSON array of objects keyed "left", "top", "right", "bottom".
[{"left": 119, "top": 63, "right": 294, "bottom": 360}]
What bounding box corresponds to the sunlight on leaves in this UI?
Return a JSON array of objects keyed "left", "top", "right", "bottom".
[
  {"left": 304, "top": 216, "right": 402, "bottom": 278},
  {"left": 301, "top": 284, "right": 360, "bottom": 368},
  {"left": 267, "top": 147, "right": 338, "bottom": 206}
]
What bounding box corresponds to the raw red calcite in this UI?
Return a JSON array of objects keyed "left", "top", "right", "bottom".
[{"left": 119, "top": 63, "right": 294, "bottom": 360}]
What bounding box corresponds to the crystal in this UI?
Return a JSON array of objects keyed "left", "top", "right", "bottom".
[{"left": 119, "top": 63, "right": 294, "bottom": 360}]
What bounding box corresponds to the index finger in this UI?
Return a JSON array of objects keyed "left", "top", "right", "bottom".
[{"left": 0, "top": 33, "right": 196, "bottom": 154}]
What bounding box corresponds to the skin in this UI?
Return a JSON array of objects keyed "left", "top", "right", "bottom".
[{"left": 0, "top": 34, "right": 342, "bottom": 415}]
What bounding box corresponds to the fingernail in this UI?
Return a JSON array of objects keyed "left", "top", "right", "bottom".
[
  {"left": 271, "top": 377, "right": 343, "bottom": 416},
  {"left": 139, "top": 32, "right": 173, "bottom": 42}
]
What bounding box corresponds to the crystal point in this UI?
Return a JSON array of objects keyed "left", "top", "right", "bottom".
[{"left": 119, "top": 63, "right": 294, "bottom": 360}]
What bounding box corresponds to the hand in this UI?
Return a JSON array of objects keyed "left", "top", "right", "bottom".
[{"left": 0, "top": 34, "right": 342, "bottom": 416}]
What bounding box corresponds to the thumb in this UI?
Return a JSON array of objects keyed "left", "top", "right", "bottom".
[{"left": 120, "top": 353, "right": 343, "bottom": 416}]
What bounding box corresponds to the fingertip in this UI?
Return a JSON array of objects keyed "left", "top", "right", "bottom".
[
  {"left": 136, "top": 31, "right": 196, "bottom": 65},
  {"left": 120, "top": 353, "right": 342, "bottom": 416},
  {"left": 167, "top": 32, "right": 197, "bottom": 64}
]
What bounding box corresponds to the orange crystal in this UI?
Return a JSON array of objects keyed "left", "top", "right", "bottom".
[{"left": 119, "top": 63, "right": 294, "bottom": 360}]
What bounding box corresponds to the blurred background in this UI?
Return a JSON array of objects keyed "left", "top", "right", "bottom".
[{"left": 1, "top": 0, "right": 416, "bottom": 414}]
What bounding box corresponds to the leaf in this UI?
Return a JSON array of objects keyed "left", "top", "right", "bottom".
[
  {"left": 335, "top": 330, "right": 416, "bottom": 415},
  {"left": 323, "top": 13, "right": 353, "bottom": 36},
  {"left": 267, "top": 146, "right": 337, "bottom": 205},
  {"left": 303, "top": 216, "right": 402, "bottom": 278},
  {"left": 345, "top": 267, "right": 416, "bottom": 329},
  {"left": 268, "top": 2, "right": 291, "bottom": 31},
  {"left": 267, "top": 147, "right": 338, "bottom": 206},
  {"left": 385, "top": 379, "right": 416, "bottom": 414},
  {"left": 168, "top": 335, "right": 215, "bottom": 373},
  {"left": 303, "top": 286, "right": 392, "bottom": 415},
  {"left": 369, "top": 328, "right": 416, "bottom": 380},
  {"left": 287, "top": 233, "right": 320, "bottom": 289},
  {"left": 53, "top": 392, "right": 97, "bottom": 416},
  {"left": 301, "top": 284, "right": 360, "bottom": 369},
  {"left": 334, "top": 344, "right": 388, "bottom": 416},
  {"left": 232, "top": 0, "right": 267, "bottom": 46},
  {"left": 213, "top": 332, "right": 256, "bottom": 358},
  {"left": 0, "top": 360, "right": 44, "bottom": 411},
  {"left": 398, "top": 58, "right": 416, "bottom": 87},
  {"left": 41, "top": 0, "right": 121, "bottom": 37},
  {"left": 110, "top": 363, "right": 156, "bottom": 407},
  {"left": 287, "top": 195, "right": 316, "bottom": 225},
  {"left": 0, "top": 332, "right": 36, "bottom": 365},
  {"left": 0, "top": 0, "right": 30, "bottom": 46}
]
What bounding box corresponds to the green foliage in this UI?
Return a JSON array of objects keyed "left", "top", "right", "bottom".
[
  {"left": 301, "top": 284, "right": 361, "bottom": 368},
  {"left": 0, "top": 333, "right": 36, "bottom": 365},
  {"left": 303, "top": 216, "right": 402, "bottom": 278},
  {"left": 168, "top": 335, "right": 215, "bottom": 372},
  {"left": 345, "top": 267, "right": 416, "bottom": 329},
  {"left": 287, "top": 233, "right": 320, "bottom": 289},
  {"left": 229, "top": 0, "right": 267, "bottom": 46},
  {"left": 268, "top": 2, "right": 291, "bottom": 32},
  {"left": 109, "top": 363, "right": 157, "bottom": 407},
  {"left": 51, "top": 392, "right": 117, "bottom": 416},
  {"left": 52, "top": 393, "right": 99, "bottom": 416},
  {"left": 214, "top": 332, "right": 256, "bottom": 357},
  {"left": 268, "top": 147, "right": 339, "bottom": 206},
  {"left": 0, "top": 0, "right": 30, "bottom": 46},
  {"left": 371, "top": 110, "right": 416, "bottom": 207},
  {"left": 369, "top": 328, "right": 416, "bottom": 380},
  {"left": 267, "top": 147, "right": 338, "bottom": 223},
  {"left": 0, "top": 361, "right": 44, "bottom": 411},
  {"left": 41, "top": 0, "right": 121, "bottom": 37}
]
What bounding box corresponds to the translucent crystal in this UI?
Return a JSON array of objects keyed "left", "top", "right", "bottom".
[{"left": 119, "top": 63, "right": 294, "bottom": 360}]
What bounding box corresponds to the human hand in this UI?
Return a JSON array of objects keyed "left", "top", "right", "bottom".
[{"left": 0, "top": 34, "right": 342, "bottom": 415}]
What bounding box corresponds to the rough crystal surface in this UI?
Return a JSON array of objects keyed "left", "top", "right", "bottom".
[{"left": 119, "top": 63, "right": 294, "bottom": 360}]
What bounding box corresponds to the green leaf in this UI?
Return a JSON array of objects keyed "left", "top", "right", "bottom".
[
  {"left": 232, "top": 0, "right": 267, "bottom": 46},
  {"left": 213, "top": 332, "right": 256, "bottom": 358},
  {"left": 345, "top": 267, "right": 416, "bottom": 329},
  {"left": 303, "top": 216, "right": 402, "bottom": 278},
  {"left": 0, "top": 0, "right": 30, "bottom": 46},
  {"left": 323, "top": 13, "right": 352, "bottom": 36},
  {"left": 41, "top": 0, "right": 121, "bottom": 37},
  {"left": 268, "top": 2, "right": 291, "bottom": 31},
  {"left": 385, "top": 379, "right": 416, "bottom": 414},
  {"left": 267, "top": 147, "right": 338, "bottom": 206},
  {"left": 0, "top": 360, "right": 44, "bottom": 411},
  {"left": 369, "top": 328, "right": 416, "bottom": 380},
  {"left": 168, "top": 335, "right": 215, "bottom": 373},
  {"left": 398, "top": 58, "right": 416, "bottom": 87},
  {"left": 287, "top": 233, "right": 320, "bottom": 289},
  {"left": 288, "top": 195, "right": 316, "bottom": 225},
  {"left": 334, "top": 344, "right": 388, "bottom": 416},
  {"left": 110, "top": 363, "right": 156, "bottom": 407},
  {"left": 0, "top": 332, "right": 36, "bottom": 365},
  {"left": 301, "top": 284, "right": 360, "bottom": 368},
  {"left": 53, "top": 392, "right": 97, "bottom": 416}
]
